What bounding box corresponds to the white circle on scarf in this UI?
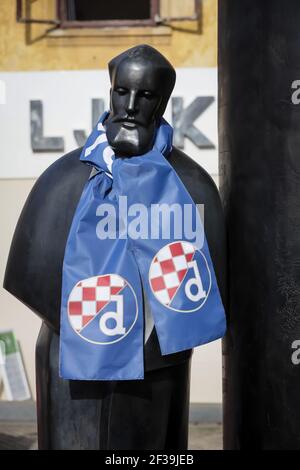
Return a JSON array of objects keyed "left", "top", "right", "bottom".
[
  {"left": 149, "top": 241, "right": 211, "bottom": 313},
  {"left": 67, "top": 273, "right": 138, "bottom": 345}
]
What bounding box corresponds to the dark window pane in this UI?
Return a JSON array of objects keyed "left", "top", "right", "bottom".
[{"left": 67, "top": 0, "right": 152, "bottom": 21}]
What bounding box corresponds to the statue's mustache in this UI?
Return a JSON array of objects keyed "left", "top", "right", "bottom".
[{"left": 110, "top": 116, "right": 144, "bottom": 127}]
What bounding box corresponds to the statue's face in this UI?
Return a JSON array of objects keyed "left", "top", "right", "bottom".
[{"left": 105, "top": 59, "right": 163, "bottom": 156}]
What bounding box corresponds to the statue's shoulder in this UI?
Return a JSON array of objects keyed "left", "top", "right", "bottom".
[
  {"left": 169, "top": 146, "right": 221, "bottom": 208},
  {"left": 3, "top": 148, "right": 91, "bottom": 330},
  {"left": 33, "top": 147, "right": 90, "bottom": 194}
]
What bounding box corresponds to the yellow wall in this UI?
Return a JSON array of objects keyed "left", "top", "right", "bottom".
[{"left": 0, "top": 0, "right": 217, "bottom": 71}]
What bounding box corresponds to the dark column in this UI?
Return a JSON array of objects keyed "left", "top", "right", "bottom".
[{"left": 219, "top": 0, "right": 300, "bottom": 449}]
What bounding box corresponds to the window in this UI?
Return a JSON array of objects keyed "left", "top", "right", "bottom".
[
  {"left": 58, "top": 0, "right": 160, "bottom": 28},
  {"left": 16, "top": 0, "right": 201, "bottom": 32}
]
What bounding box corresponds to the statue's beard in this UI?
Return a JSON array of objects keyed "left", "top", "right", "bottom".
[{"left": 105, "top": 121, "right": 157, "bottom": 157}]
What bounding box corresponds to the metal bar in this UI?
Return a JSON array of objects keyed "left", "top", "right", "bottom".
[
  {"left": 151, "top": 0, "right": 160, "bottom": 20},
  {"left": 16, "top": 0, "right": 22, "bottom": 22},
  {"left": 57, "top": 0, "right": 66, "bottom": 22},
  {"left": 195, "top": 0, "right": 201, "bottom": 19}
]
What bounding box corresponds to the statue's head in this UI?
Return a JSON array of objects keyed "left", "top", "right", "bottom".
[{"left": 105, "top": 44, "right": 176, "bottom": 157}]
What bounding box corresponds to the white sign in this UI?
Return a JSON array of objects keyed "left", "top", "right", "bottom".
[
  {"left": 0, "top": 330, "right": 31, "bottom": 401},
  {"left": 0, "top": 68, "right": 218, "bottom": 179}
]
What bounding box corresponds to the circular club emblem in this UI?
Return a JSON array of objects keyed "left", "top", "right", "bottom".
[
  {"left": 149, "top": 241, "right": 211, "bottom": 313},
  {"left": 67, "top": 274, "right": 138, "bottom": 345}
]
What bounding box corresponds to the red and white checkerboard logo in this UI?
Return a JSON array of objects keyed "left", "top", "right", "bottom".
[
  {"left": 68, "top": 274, "right": 138, "bottom": 344},
  {"left": 149, "top": 241, "right": 211, "bottom": 312}
]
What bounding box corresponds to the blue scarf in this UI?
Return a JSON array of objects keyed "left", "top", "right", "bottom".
[{"left": 59, "top": 112, "right": 226, "bottom": 380}]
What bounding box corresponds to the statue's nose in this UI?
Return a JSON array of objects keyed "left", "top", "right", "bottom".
[{"left": 126, "top": 90, "right": 138, "bottom": 115}]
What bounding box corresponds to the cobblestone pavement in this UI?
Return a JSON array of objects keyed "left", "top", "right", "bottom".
[{"left": 0, "top": 422, "right": 222, "bottom": 450}]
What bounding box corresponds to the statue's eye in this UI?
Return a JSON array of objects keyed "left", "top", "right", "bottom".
[
  {"left": 115, "top": 87, "right": 127, "bottom": 95},
  {"left": 141, "top": 90, "right": 154, "bottom": 99}
]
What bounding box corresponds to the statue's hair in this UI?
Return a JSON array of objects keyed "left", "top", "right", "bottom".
[{"left": 108, "top": 45, "right": 176, "bottom": 116}]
